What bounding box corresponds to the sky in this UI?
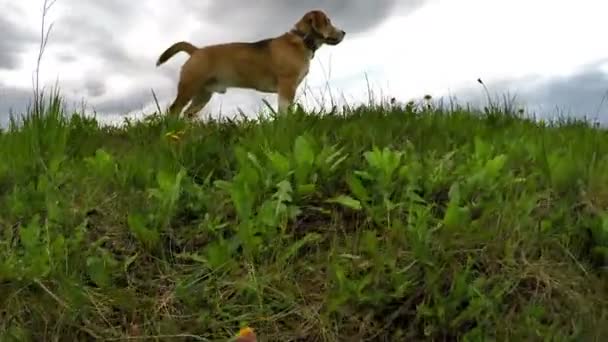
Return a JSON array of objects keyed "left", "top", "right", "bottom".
[{"left": 1, "top": 0, "right": 608, "bottom": 127}]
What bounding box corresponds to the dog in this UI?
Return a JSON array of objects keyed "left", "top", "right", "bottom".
[{"left": 155, "top": 9, "right": 346, "bottom": 118}]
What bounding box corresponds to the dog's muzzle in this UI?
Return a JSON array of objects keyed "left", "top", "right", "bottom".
[{"left": 324, "top": 30, "right": 346, "bottom": 45}]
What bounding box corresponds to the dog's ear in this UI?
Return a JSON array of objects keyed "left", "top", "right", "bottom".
[{"left": 308, "top": 10, "right": 328, "bottom": 33}]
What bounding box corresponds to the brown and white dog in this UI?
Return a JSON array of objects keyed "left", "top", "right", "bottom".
[{"left": 155, "top": 10, "right": 346, "bottom": 118}]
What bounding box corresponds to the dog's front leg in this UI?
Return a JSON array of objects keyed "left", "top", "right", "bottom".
[{"left": 277, "top": 77, "right": 297, "bottom": 114}]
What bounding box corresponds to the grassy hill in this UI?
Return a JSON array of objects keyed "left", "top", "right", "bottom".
[{"left": 1, "top": 94, "right": 608, "bottom": 341}]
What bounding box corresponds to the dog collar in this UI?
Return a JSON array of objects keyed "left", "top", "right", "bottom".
[{"left": 290, "top": 29, "right": 318, "bottom": 56}]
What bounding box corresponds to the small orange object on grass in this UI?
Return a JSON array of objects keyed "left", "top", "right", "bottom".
[{"left": 235, "top": 326, "right": 257, "bottom": 342}]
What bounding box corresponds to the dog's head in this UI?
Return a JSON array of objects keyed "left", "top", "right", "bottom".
[{"left": 294, "top": 10, "right": 345, "bottom": 46}]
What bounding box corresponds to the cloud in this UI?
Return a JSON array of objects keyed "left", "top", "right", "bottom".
[
  {"left": 46, "top": 0, "right": 417, "bottom": 117},
  {"left": 7, "top": 0, "right": 606, "bottom": 129},
  {"left": 0, "top": 0, "right": 425, "bottom": 122},
  {"left": 88, "top": 88, "right": 155, "bottom": 114},
  {"left": 196, "top": 0, "right": 422, "bottom": 40},
  {"left": 0, "top": 84, "right": 33, "bottom": 127},
  {"left": 50, "top": 1, "right": 143, "bottom": 74},
  {"left": 0, "top": 15, "right": 37, "bottom": 70},
  {"left": 85, "top": 79, "right": 106, "bottom": 98},
  {"left": 449, "top": 59, "right": 608, "bottom": 124}
]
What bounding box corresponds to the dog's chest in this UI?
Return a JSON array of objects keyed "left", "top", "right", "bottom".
[{"left": 296, "top": 65, "right": 309, "bottom": 85}]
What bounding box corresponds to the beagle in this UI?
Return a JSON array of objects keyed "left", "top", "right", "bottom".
[{"left": 156, "top": 9, "right": 346, "bottom": 117}]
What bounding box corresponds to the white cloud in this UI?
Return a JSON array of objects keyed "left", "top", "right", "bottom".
[
  {"left": 2, "top": 0, "right": 608, "bottom": 123},
  {"left": 346, "top": 0, "right": 608, "bottom": 99}
]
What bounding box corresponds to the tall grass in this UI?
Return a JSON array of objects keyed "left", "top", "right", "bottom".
[{"left": 1, "top": 92, "right": 608, "bottom": 341}]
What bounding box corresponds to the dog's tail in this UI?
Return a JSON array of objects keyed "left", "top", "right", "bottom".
[{"left": 156, "top": 41, "right": 197, "bottom": 66}]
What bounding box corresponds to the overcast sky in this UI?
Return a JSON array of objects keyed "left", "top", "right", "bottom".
[{"left": 1, "top": 0, "right": 608, "bottom": 127}]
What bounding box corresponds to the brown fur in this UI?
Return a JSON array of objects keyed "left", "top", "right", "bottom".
[
  {"left": 156, "top": 41, "right": 197, "bottom": 66},
  {"left": 156, "top": 10, "right": 345, "bottom": 118}
]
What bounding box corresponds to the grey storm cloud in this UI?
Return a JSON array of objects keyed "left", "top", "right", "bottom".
[
  {"left": 191, "top": 0, "right": 424, "bottom": 40},
  {"left": 49, "top": 0, "right": 418, "bottom": 77},
  {"left": 51, "top": 2, "right": 142, "bottom": 74},
  {"left": 83, "top": 84, "right": 273, "bottom": 118},
  {"left": 0, "top": 0, "right": 415, "bottom": 119},
  {"left": 0, "top": 0, "right": 149, "bottom": 123},
  {"left": 0, "top": 16, "right": 36, "bottom": 70},
  {"left": 452, "top": 59, "right": 608, "bottom": 124},
  {"left": 0, "top": 84, "right": 34, "bottom": 127},
  {"left": 85, "top": 79, "right": 106, "bottom": 98},
  {"left": 88, "top": 88, "right": 156, "bottom": 114},
  {"left": 0, "top": 82, "right": 159, "bottom": 124},
  {"left": 529, "top": 67, "right": 608, "bottom": 121},
  {"left": 23, "top": 0, "right": 608, "bottom": 127}
]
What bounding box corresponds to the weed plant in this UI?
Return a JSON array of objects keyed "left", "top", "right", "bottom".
[{"left": 1, "top": 93, "right": 608, "bottom": 341}]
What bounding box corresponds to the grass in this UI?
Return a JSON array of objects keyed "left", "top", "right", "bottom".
[{"left": 1, "top": 92, "right": 608, "bottom": 341}]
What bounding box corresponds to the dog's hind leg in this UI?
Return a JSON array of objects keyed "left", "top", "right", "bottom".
[
  {"left": 168, "top": 78, "right": 198, "bottom": 116},
  {"left": 183, "top": 91, "right": 212, "bottom": 118}
]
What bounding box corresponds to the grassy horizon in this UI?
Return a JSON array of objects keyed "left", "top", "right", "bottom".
[{"left": 1, "top": 92, "right": 608, "bottom": 341}]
